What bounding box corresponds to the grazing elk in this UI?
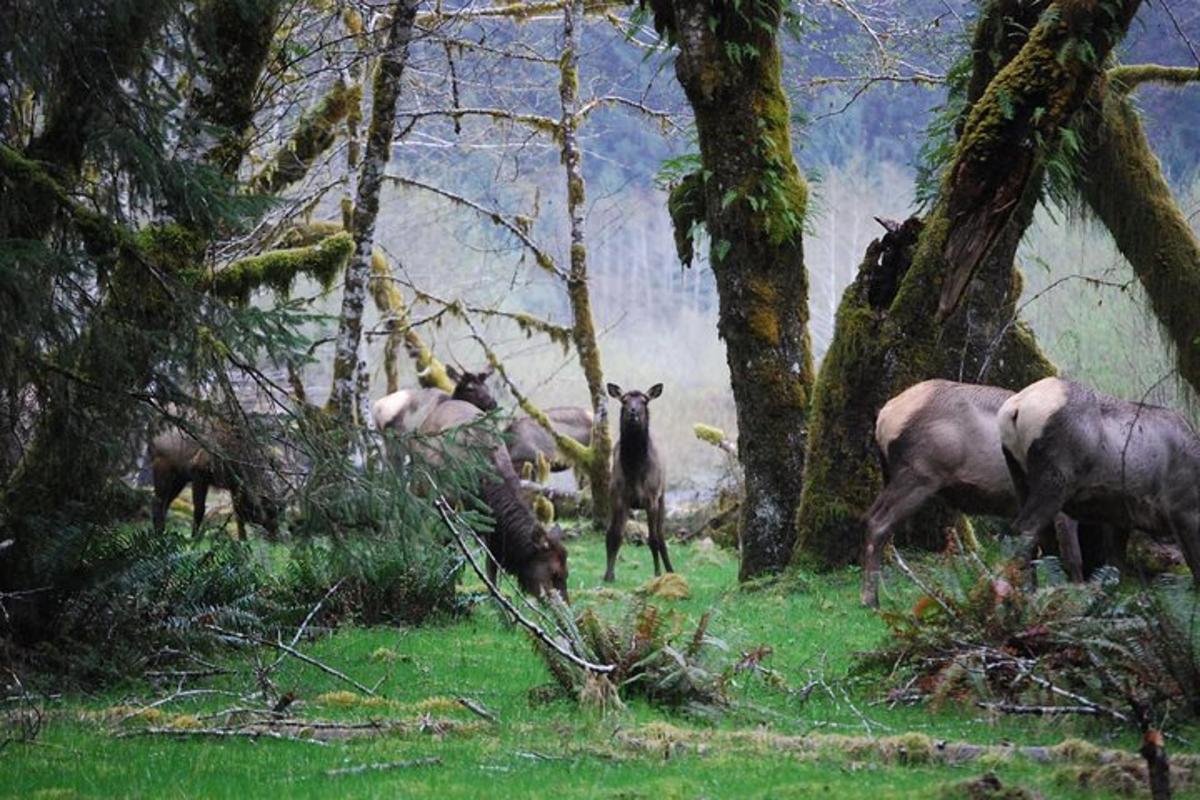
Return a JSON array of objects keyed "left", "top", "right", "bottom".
[
  {"left": 150, "top": 424, "right": 282, "bottom": 540},
  {"left": 418, "top": 399, "right": 569, "bottom": 600},
  {"left": 505, "top": 406, "right": 593, "bottom": 482},
  {"left": 372, "top": 365, "right": 497, "bottom": 436},
  {"left": 862, "top": 379, "right": 1087, "bottom": 608},
  {"left": 998, "top": 377, "right": 1200, "bottom": 586},
  {"left": 604, "top": 383, "right": 671, "bottom": 583}
]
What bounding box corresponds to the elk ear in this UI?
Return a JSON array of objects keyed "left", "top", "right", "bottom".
[
  {"left": 606, "top": 383, "right": 622, "bottom": 399},
  {"left": 446, "top": 365, "right": 462, "bottom": 383},
  {"left": 647, "top": 383, "right": 663, "bottom": 400},
  {"left": 480, "top": 364, "right": 495, "bottom": 379}
]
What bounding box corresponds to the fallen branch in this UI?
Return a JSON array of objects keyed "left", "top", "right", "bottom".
[
  {"left": 117, "top": 726, "right": 329, "bottom": 746},
  {"left": 432, "top": 495, "right": 615, "bottom": 676}
]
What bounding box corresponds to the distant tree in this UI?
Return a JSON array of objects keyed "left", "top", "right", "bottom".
[{"left": 639, "top": 0, "right": 815, "bottom": 579}]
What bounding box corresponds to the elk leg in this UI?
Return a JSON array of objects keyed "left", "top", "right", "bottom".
[
  {"left": 1169, "top": 510, "right": 1200, "bottom": 588},
  {"left": 152, "top": 470, "right": 187, "bottom": 536},
  {"left": 191, "top": 480, "right": 209, "bottom": 539},
  {"left": 1052, "top": 514, "right": 1084, "bottom": 582},
  {"left": 861, "top": 471, "right": 936, "bottom": 608},
  {"left": 604, "top": 501, "right": 628, "bottom": 583},
  {"left": 652, "top": 494, "right": 673, "bottom": 575},
  {"left": 1009, "top": 466, "right": 1070, "bottom": 585}
]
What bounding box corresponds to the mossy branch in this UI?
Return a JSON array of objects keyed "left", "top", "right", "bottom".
[
  {"left": 935, "top": 0, "right": 1142, "bottom": 320},
  {"left": 1107, "top": 64, "right": 1200, "bottom": 94},
  {"left": 693, "top": 423, "right": 736, "bottom": 456},
  {"left": 384, "top": 174, "right": 565, "bottom": 280},
  {"left": 367, "top": 248, "right": 453, "bottom": 393},
  {"left": 208, "top": 232, "right": 353, "bottom": 305},
  {"left": 251, "top": 81, "right": 362, "bottom": 195}
]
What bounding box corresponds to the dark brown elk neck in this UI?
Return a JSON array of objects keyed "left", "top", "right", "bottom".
[
  {"left": 477, "top": 463, "right": 541, "bottom": 568},
  {"left": 618, "top": 420, "right": 651, "bottom": 478}
]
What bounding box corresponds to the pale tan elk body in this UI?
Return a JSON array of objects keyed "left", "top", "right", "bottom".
[
  {"left": 505, "top": 406, "right": 593, "bottom": 481},
  {"left": 372, "top": 366, "right": 497, "bottom": 436},
  {"left": 418, "top": 400, "right": 568, "bottom": 600},
  {"left": 604, "top": 383, "right": 671, "bottom": 582},
  {"left": 149, "top": 425, "right": 281, "bottom": 539},
  {"left": 861, "top": 379, "right": 1083, "bottom": 607},
  {"left": 998, "top": 377, "right": 1200, "bottom": 585}
]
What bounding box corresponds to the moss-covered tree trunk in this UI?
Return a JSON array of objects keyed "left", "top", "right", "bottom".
[
  {"left": 1076, "top": 82, "right": 1200, "bottom": 395},
  {"left": 792, "top": 0, "right": 1140, "bottom": 570},
  {"left": 644, "top": 0, "right": 814, "bottom": 579},
  {"left": 0, "top": 1, "right": 352, "bottom": 637},
  {"left": 559, "top": 0, "right": 613, "bottom": 528},
  {"left": 328, "top": 0, "right": 420, "bottom": 425}
]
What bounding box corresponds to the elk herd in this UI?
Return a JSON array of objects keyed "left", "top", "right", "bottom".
[{"left": 149, "top": 363, "right": 1200, "bottom": 607}]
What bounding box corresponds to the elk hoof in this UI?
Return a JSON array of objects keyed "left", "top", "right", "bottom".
[{"left": 603, "top": 571, "right": 615, "bottom": 583}]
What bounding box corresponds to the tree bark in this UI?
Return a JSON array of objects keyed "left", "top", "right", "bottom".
[
  {"left": 1076, "top": 83, "right": 1200, "bottom": 397},
  {"left": 792, "top": 0, "right": 1140, "bottom": 569},
  {"left": 645, "top": 0, "right": 815, "bottom": 579},
  {"left": 558, "top": 0, "right": 614, "bottom": 528},
  {"left": 328, "top": 1, "right": 420, "bottom": 425}
]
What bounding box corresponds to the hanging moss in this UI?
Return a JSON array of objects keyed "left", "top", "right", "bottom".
[
  {"left": 667, "top": 170, "right": 704, "bottom": 267},
  {"left": 210, "top": 232, "right": 353, "bottom": 305},
  {"left": 252, "top": 81, "right": 362, "bottom": 195},
  {"left": 366, "top": 247, "right": 454, "bottom": 393}
]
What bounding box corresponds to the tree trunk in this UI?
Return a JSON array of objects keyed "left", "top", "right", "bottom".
[
  {"left": 558, "top": 0, "right": 613, "bottom": 528},
  {"left": 1076, "top": 84, "right": 1200, "bottom": 397},
  {"left": 328, "top": 1, "right": 420, "bottom": 424},
  {"left": 646, "top": 0, "right": 815, "bottom": 579},
  {"left": 792, "top": 0, "right": 1140, "bottom": 569}
]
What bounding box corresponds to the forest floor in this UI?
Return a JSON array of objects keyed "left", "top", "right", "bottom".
[{"left": 4, "top": 530, "right": 1198, "bottom": 799}]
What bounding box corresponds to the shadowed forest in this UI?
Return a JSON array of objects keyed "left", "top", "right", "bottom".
[{"left": 2, "top": 1, "right": 1200, "bottom": 798}]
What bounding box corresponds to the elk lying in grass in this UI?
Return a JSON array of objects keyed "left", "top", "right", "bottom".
[
  {"left": 604, "top": 382, "right": 671, "bottom": 583},
  {"left": 862, "top": 379, "right": 1087, "bottom": 608},
  {"left": 998, "top": 377, "right": 1200, "bottom": 586},
  {"left": 418, "top": 399, "right": 569, "bottom": 600},
  {"left": 150, "top": 424, "right": 281, "bottom": 540},
  {"left": 505, "top": 406, "right": 592, "bottom": 483}
]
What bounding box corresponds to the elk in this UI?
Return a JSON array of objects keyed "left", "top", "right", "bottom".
[
  {"left": 997, "top": 377, "right": 1200, "bottom": 586},
  {"left": 372, "top": 365, "right": 497, "bottom": 435},
  {"left": 604, "top": 382, "right": 671, "bottom": 583},
  {"left": 505, "top": 406, "right": 593, "bottom": 482},
  {"left": 862, "top": 379, "right": 1087, "bottom": 608},
  {"left": 418, "top": 399, "right": 569, "bottom": 600},
  {"left": 149, "top": 424, "right": 282, "bottom": 539}
]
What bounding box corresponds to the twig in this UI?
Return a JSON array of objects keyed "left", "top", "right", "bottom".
[
  {"left": 978, "top": 702, "right": 1109, "bottom": 716},
  {"left": 888, "top": 546, "right": 958, "bottom": 620},
  {"left": 457, "top": 697, "right": 498, "bottom": 723},
  {"left": 204, "top": 625, "right": 378, "bottom": 697},
  {"left": 324, "top": 757, "right": 442, "bottom": 777},
  {"left": 267, "top": 578, "right": 345, "bottom": 673}
]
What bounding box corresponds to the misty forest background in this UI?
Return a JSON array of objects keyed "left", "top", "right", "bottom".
[{"left": 287, "top": 1, "right": 1200, "bottom": 491}]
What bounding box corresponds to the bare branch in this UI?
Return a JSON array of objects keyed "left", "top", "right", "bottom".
[{"left": 384, "top": 173, "right": 565, "bottom": 280}]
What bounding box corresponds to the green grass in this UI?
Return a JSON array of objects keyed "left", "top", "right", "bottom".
[{"left": 3, "top": 532, "right": 1196, "bottom": 799}]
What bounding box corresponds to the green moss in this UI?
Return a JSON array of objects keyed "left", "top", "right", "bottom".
[
  {"left": 211, "top": 231, "right": 353, "bottom": 305},
  {"left": 252, "top": 81, "right": 361, "bottom": 195},
  {"left": 136, "top": 224, "right": 205, "bottom": 274},
  {"left": 666, "top": 170, "right": 704, "bottom": 267}
]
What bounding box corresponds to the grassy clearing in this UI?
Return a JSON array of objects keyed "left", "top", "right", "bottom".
[{"left": 4, "top": 531, "right": 1197, "bottom": 799}]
